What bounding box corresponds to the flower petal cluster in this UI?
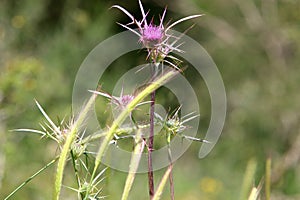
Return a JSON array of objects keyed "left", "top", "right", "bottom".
[
  {"left": 89, "top": 88, "right": 150, "bottom": 111},
  {"left": 89, "top": 89, "right": 134, "bottom": 110},
  {"left": 112, "top": 0, "right": 202, "bottom": 64}
]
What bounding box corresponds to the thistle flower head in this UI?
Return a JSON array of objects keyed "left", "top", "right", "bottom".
[
  {"left": 112, "top": 0, "right": 203, "bottom": 64},
  {"left": 141, "top": 23, "right": 164, "bottom": 47},
  {"left": 155, "top": 107, "right": 198, "bottom": 135},
  {"left": 112, "top": 93, "right": 135, "bottom": 109},
  {"left": 154, "top": 107, "right": 210, "bottom": 143},
  {"left": 89, "top": 89, "right": 134, "bottom": 110}
]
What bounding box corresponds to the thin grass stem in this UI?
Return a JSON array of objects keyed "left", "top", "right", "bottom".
[
  {"left": 167, "top": 133, "right": 174, "bottom": 200},
  {"left": 121, "top": 129, "right": 145, "bottom": 200},
  {"left": 265, "top": 158, "right": 271, "bottom": 200},
  {"left": 152, "top": 166, "right": 172, "bottom": 200},
  {"left": 4, "top": 156, "right": 59, "bottom": 200},
  {"left": 70, "top": 150, "right": 82, "bottom": 198}
]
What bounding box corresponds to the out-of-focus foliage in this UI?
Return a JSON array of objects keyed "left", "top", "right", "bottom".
[{"left": 0, "top": 0, "right": 300, "bottom": 199}]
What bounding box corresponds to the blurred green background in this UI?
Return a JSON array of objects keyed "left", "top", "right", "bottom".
[{"left": 1, "top": 0, "right": 300, "bottom": 199}]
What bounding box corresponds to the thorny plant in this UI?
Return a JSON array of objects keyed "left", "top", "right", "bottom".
[
  {"left": 4, "top": 1, "right": 209, "bottom": 200},
  {"left": 112, "top": 1, "right": 202, "bottom": 199},
  {"left": 112, "top": 0, "right": 202, "bottom": 69}
]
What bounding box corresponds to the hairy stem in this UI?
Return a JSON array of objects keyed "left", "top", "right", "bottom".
[{"left": 53, "top": 93, "right": 97, "bottom": 200}]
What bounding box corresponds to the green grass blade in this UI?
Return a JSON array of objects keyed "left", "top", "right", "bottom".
[
  {"left": 248, "top": 187, "right": 259, "bottom": 200},
  {"left": 121, "top": 130, "right": 144, "bottom": 200},
  {"left": 152, "top": 166, "right": 172, "bottom": 200},
  {"left": 248, "top": 179, "right": 263, "bottom": 200},
  {"left": 4, "top": 156, "right": 59, "bottom": 200},
  {"left": 240, "top": 158, "right": 257, "bottom": 200}
]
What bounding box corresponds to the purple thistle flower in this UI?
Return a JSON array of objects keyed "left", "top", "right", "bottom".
[
  {"left": 112, "top": 0, "right": 203, "bottom": 64},
  {"left": 89, "top": 89, "right": 133, "bottom": 110},
  {"left": 89, "top": 88, "right": 149, "bottom": 110},
  {"left": 112, "top": 94, "right": 135, "bottom": 109},
  {"left": 141, "top": 24, "right": 164, "bottom": 46}
]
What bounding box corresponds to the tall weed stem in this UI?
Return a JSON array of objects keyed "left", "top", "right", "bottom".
[
  {"left": 148, "top": 64, "right": 156, "bottom": 198},
  {"left": 85, "top": 69, "right": 178, "bottom": 199}
]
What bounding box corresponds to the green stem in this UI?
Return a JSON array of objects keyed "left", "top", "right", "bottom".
[
  {"left": 81, "top": 124, "right": 152, "bottom": 145},
  {"left": 152, "top": 166, "right": 172, "bottom": 200},
  {"left": 53, "top": 93, "right": 97, "bottom": 200},
  {"left": 240, "top": 158, "right": 257, "bottom": 200},
  {"left": 85, "top": 69, "right": 177, "bottom": 199},
  {"left": 167, "top": 133, "right": 174, "bottom": 200},
  {"left": 121, "top": 129, "right": 144, "bottom": 200},
  {"left": 70, "top": 150, "right": 82, "bottom": 198},
  {"left": 4, "top": 156, "right": 59, "bottom": 200},
  {"left": 265, "top": 158, "right": 271, "bottom": 200}
]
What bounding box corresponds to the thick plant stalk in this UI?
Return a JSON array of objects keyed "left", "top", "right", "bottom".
[
  {"left": 148, "top": 62, "right": 158, "bottom": 199},
  {"left": 53, "top": 93, "right": 97, "bottom": 200},
  {"left": 85, "top": 69, "right": 178, "bottom": 199},
  {"left": 148, "top": 89, "right": 155, "bottom": 198}
]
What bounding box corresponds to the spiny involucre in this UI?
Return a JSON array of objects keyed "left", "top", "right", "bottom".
[{"left": 112, "top": 0, "right": 203, "bottom": 64}]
